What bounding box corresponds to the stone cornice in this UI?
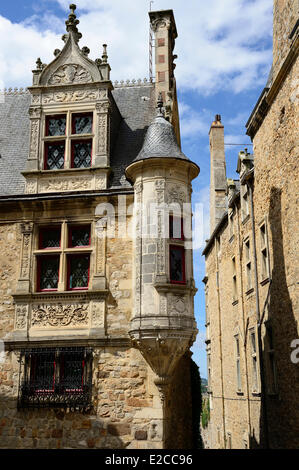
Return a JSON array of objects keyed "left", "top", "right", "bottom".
[
  {"left": 4, "top": 335, "right": 131, "bottom": 351},
  {"left": 12, "top": 290, "right": 109, "bottom": 303},
  {"left": 246, "top": 31, "right": 299, "bottom": 139}
]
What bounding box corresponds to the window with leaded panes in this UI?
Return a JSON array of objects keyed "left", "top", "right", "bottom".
[
  {"left": 68, "top": 225, "right": 91, "bottom": 247},
  {"left": 67, "top": 255, "right": 90, "bottom": 290},
  {"left": 37, "top": 256, "right": 60, "bottom": 291},
  {"left": 44, "top": 112, "right": 93, "bottom": 171},
  {"left": 169, "top": 245, "right": 185, "bottom": 284},
  {"left": 36, "top": 223, "right": 91, "bottom": 292}
]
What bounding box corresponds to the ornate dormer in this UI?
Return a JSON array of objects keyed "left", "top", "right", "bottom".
[{"left": 24, "top": 4, "right": 120, "bottom": 194}]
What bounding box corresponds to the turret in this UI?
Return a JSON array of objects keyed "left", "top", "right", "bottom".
[{"left": 125, "top": 96, "right": 199, "bottom": 404}]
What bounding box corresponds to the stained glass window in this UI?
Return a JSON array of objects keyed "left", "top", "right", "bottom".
[
  {"left": 39, "top": 227, "right": 61, "bottom": 249},
  {"left": 38, "top": 256, "right": 59, "bottom": 291},
  {"left": 170, "top": 245, "right": 185, "bottom": 284},
  {"left": 45, "top": 142, "right": 65, "bottom": 170},
  {"left": 72, "top": 114, "right": 93, "bottom": 134},
  {"left": 46, "top": 115, "right": 66, "bottom": 136},
  {"left": 71, "top": 140, "right": 92, "bottom": 168},
  {"left": 68, "top": 255, "right": 90, "bottom": 290},
  {"left": 69, "top": 226, "right": 91, "bottom": 247}
]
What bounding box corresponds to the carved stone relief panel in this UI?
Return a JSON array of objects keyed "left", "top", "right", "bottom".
[
  {"left": 155, "top": 179, "right": 166, "bottom": 275},
  {"left": 166, "top": 185, "right": 187, "bottom": 206},
  {"left": 48, "top": 64, "right": 92, "bottom": 85},
  {"left": 31, "top": 303, "right": 89, "bottom": 328},
  {"left": 15, "top": 304, "right": 29, "bottom": 330},
  {"left": 38, "top": 175, "right": 93, "bottom": 193},
  {"left": 91, "top": 300, "right": 105, "bottom": 328},
  {"left": 42, "top": 89, "right": 98, "bottom": 104},
  {"left": 25, "top": 179, "right": 38, "bottom": 194},
  {"left": 19, "top": 223, "right": 33, "bottom": 280}
]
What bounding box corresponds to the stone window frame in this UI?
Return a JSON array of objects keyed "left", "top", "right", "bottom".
[
  {"left": 42, "top": 110, "right": 95, "bottom": 171},
  {"left": 228, "top": 209, "right": 234, "bottom": 241},
  {"left": 241, "top": 184, "right": 250, "bottom": 223},
  {"left": 244, "top": 236, "right": 253, "bottom": 294},
  {"left": 234, "top": 333, "right": 243, "bottom": 393},
  {"left": 258, "top": 218, "right": 270, "bottom": 283},
  {"left": 168, "top": 214, "right": 187, "bottom": 285},
  {"left": 33, "top": 221, "right": 93, "bottom": 293},
  {"left": 232, "top": 256, "right": 238, "bottom": 304},
  {"left": 249, "top": 327, "right": 261, "bottom": 395}
]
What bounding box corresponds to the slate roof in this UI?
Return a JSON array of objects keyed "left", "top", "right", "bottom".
[
  {"left": 133, "top": 114, "right": 189, "bottom": 163},
  {"left": 0, "top": 83, "right": 156, "bottom": 196}
]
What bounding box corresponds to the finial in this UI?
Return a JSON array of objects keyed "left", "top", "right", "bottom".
[
  {"left": 156, "top": 92, "right": 165, "bottom": 117},
  {"left": 102, "top": 44, "right": 108, "bottom": 63},
  {"left": 82, "top": 46, "right": 90, "bottom": 57},
  {"left": 65, "top": 3, "right": 82, "bottom": 43},
  {"left": 215, "top": 114, "right": 221, "bottom": 122},
  {"left": 36, "top": 58, "right": 42, "bottom": 70},
  {"left": 54, "top": 49, "right": 61, "bottom": 57}
]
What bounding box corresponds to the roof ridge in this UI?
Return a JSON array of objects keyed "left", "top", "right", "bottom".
[{"left": 113, "top": 78, "right": 154, "bottom": 88}]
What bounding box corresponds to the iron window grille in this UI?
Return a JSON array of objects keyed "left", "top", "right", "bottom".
[{"left": 18, "top": 347, "right": 93, "bottom": 410}]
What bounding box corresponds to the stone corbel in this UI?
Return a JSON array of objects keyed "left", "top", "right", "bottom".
[
  {"left": 17, "top": 222, "right": 34, "bottom": 293},
  {"left": 94, "top": 100, "right": 111, "bottom": 167},
  {"left": 26, "top": 106, "right": 42, "bottom": 171}
]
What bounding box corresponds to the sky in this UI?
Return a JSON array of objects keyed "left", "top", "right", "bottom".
[{"left": 0, "top": 0, "right": 274, "bottom": 378}]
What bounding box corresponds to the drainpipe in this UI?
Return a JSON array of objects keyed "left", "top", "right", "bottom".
[
  {"left": 215, "top": 238, "right": 226, "bottom": 448},
  {"left": 235, "top": 200, "right": 252, "bottom": 445},
  {"left": 247, "top": 179, "right": 269, "bottom": 448}
]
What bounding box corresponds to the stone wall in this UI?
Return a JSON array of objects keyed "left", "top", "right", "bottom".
[{"left": 251, "top": 47, "right": 299, "bottom": 449}]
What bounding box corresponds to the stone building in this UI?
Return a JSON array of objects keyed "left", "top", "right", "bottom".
[
  {"left": 203, "top": 0, "right": 299, "bottom": 449},
  {"left": 0, "top": 6, "right": 200, "bottom": 449}
]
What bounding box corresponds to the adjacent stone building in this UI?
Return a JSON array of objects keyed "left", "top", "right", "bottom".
[
  {"left": 0, "top": 5, "right": 200, "bottom": 449},
  {"left": 203, "top": 0, "right": 299, "bottom": 448}
]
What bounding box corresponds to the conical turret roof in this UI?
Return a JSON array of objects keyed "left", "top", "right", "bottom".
[{"left": 134, "top": 97, "right": 189, "bottom": 162}]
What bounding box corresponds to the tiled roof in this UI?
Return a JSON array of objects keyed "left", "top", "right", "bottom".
[{"left": 0, "top": 83, "right": 156, "bottom": 196}]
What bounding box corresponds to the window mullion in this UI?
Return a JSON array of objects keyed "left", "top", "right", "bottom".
[{"left": 58, "top": 221, "right": 67, "bottom": 292}]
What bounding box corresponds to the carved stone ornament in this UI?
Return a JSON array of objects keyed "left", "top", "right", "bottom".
[
  {"left": 151, "top": 17, "right": 171, "bottom": 32},
  {"left": 20, "top": 222, "right": 34, "bottom": 234},
  {"left": 43, "top": 89, "right": 98, "bottom": 104},
  {"left": 95, "top": 101, "right": 110, "bottom": 113},
  {"left": 169, "top": 294, "right": 188, "bottom": 315},
  {"left": 29, "top": 107, "right": 42, "bottom": 119},
  {"left": 48, "top": 64, "right": 92, "bottom": 85},
  {"left": 15, "top": 305, "right": 28, "bottom": 330},
  {"left": 166, "top": 186, "right": 186, "bottom": 205},
  {"left": 31, "top": 303, "right": 89, "bottom": 327},
  {"left": 39, "top": 176, "right": 93, "bottom": 193}
]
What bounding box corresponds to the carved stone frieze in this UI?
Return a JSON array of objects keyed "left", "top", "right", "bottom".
[
  {"left": 42, "top": 89, "right": 98, "bottom": 104},
  {"left": 39, "top": 176, "right": 93, "bottom": 193},
  {"left": 48, "top": 64, "right": 92, "bottom": 85},
  {"left": 166, "top": 186, "right": 186, "bottom": 205},
  {"left": 31, "top": 303, "right": 89, "bottom": 328}
]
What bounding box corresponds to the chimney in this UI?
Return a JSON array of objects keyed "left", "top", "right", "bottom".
[
  {"left": 209, "top": 114, "right": 227, "bottom": 233},
  {"left": 149, "top": 9, "right": 181, "bottom": 146}
]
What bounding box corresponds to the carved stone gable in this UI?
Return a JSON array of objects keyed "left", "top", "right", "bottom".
[{"left": 48, "top": 64, "right": 92, "bottom": 85}]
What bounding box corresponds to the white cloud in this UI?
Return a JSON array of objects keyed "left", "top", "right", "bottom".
[{"left": 0, "top": 0, "right": 273, "bottom": 94}]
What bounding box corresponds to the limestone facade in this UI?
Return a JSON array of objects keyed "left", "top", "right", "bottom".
[
  {"left": 0, "top": 6, "right": 199, "bottom": 449},
  {"left": 203, "top": 1, "right": 299, "bottom": 449}
]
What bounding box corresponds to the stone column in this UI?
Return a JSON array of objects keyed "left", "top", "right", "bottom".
[{"left": 16, "top": 222, "right": 34, "bottom": 293}]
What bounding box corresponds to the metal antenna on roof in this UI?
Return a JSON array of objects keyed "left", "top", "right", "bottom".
[{"left": 149, "top": 1, "right": 154, "bottom": 82}]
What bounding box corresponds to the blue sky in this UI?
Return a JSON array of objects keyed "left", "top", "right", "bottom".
[{"left": 0, "top": 0, "right": 273, "bottom": 378}]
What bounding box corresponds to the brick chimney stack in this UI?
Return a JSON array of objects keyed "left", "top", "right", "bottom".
[
  {"left": 209, "top": 114, "right": 227, "bottom": 233},
  {"left": 149, "top": 9, "right": 181, "bottom": 146}
]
